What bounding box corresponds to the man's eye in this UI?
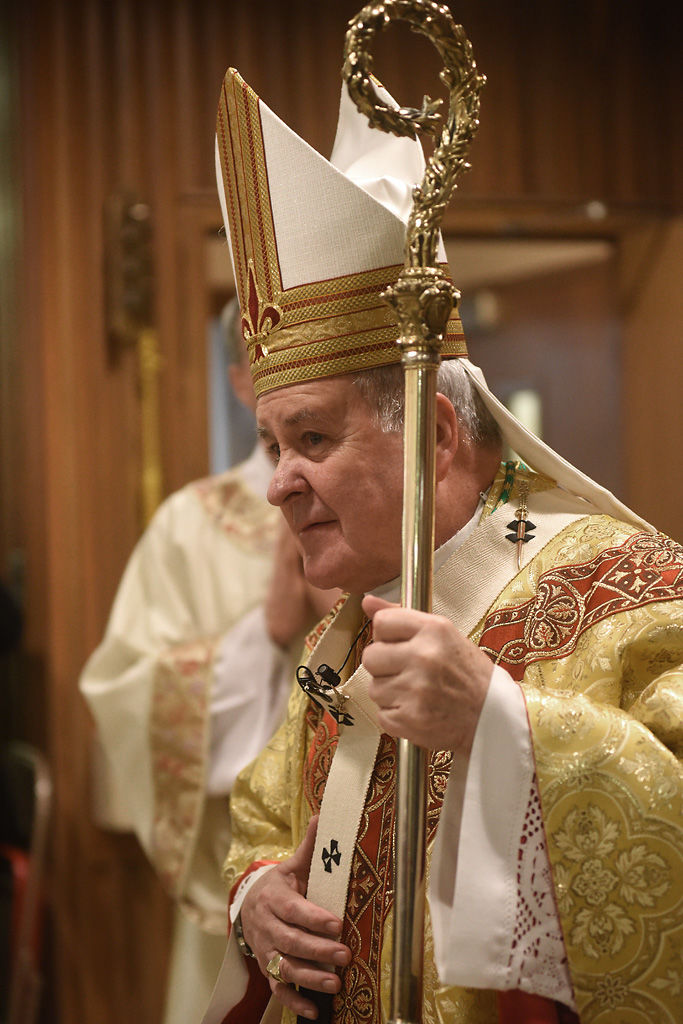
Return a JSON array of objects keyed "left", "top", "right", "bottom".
[{"left": 267, "top": 443, "right": 280, "bottom": 465}]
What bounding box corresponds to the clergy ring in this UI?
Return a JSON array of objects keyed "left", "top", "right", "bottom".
[{"left": 266, "top": 951, "right": 286, "bottom": 984}]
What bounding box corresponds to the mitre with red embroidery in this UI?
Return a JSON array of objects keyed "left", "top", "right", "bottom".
[
  {"left": 214, "top": 68, "right": 467, "bottom": 398},
  {"left": 214, "top": 68, "right": 650, "bottom": 531}
]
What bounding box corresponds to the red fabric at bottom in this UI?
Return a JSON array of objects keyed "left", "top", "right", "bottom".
[
  {"left": 220, "top": 955, "right": 271, "bottom": 1024},
  {"left": 498, "top": 990, "right": 580, "bottom": 1024},
  {"left": 498, "top": 990, "right": 561, "bottom": 1024},
  {"left": 221, "top": 861, "right": 280, "bottom": 1024}
]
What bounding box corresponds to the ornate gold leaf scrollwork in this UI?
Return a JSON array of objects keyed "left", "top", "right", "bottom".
[{"left": 343, "top": 0, "right": 485, "bottom": 277}]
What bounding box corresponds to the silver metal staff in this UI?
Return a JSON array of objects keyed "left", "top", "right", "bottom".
[{"left": 343, "top": 4, "right": 484, "bottom": 1021}]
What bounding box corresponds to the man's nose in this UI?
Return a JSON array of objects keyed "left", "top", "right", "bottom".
[{"left": 267, "top": 451, "right": 307, "bottom": 507}]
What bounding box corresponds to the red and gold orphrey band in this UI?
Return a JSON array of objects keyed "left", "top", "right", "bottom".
[{"left": 216, "top": 69, "right": 468, "bottom": 397}]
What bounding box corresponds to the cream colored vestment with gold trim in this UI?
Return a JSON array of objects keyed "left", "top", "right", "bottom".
[{"left": 80, "top": 448, "right": 300, "bottom": 1024}]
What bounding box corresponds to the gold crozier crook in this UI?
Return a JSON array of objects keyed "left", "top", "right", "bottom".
[{"left": 342, "top": 4, "right": 485, "bottom": 1021}]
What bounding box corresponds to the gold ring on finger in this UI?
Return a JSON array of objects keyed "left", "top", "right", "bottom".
[{"left": 265, "top": 951, "right": 286, "bottom": 984}]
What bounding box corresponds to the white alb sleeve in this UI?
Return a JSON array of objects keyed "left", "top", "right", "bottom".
[
  {"left": 207, "top": 605, "right": 291, "bottom": 795},
  {"left": 429, "top": 665, "right": 575, "bottom": 1008}
]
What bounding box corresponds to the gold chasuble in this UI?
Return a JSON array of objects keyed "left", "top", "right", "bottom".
[{"left": 224, "top": 464, "right": 683, "bottom": 1024}]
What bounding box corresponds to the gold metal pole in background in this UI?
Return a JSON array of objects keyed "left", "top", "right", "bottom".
[
  {"left": 343, "top": 4, "right": 484, "bottom": 1020},
  {"left": 104, "top": 193, "right": 163, "bottom": 527},
  {"left": 138, "top": 325, "right": 164, "bottom": 525}
]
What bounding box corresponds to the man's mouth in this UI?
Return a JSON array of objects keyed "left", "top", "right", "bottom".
[{"left": 297, "top": 518, "right": 334, "bottom": 536}]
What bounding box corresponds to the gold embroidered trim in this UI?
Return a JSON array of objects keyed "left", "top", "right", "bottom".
[
  {"left": 193, "top": 471, "right": 279, "bottom": 554},
  {"left": 150, "top": 639, "right": 216, "bottom": 898},
  {"left": 482, "top": 460, "right": 557, "bottom": 519}
]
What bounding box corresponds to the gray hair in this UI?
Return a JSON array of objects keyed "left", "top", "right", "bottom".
[{"left": 352, "top": 359, "right": 502, "bottom": 448}]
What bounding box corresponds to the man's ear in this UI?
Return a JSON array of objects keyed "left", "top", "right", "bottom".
[{"left": 435, "top": 392, "right": 459, "bottom": 481}]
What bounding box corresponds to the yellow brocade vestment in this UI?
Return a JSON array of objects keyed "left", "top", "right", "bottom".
[{"left": 225, "top": 465, "right": 683, "bottom": 1024}]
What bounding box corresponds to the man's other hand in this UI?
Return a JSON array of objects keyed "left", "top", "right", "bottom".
[
  {"left": 265, "top": 521, "right": 341, "bottom": 648},
  {"left": 239, "top": 815, "right": 351, "bottom": 1020}
]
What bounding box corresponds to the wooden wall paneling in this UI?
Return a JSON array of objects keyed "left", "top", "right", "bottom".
[
  {"left": 510, "top": 6, "right": 576, "bottom": 197},
  {"left": 127, "top": 0, "right": 683, "bottom": 213},
  {"left": 9, "top": 5, "right": 48, "bottom": 768},
  {"left": 454, "top": 0, "right": 682, "bottom": 207},
  {"left": 16, "top": 2, "right": 174, "bottom": 1022},
  {"left": 0, "top": 0, "right": 35, "bottom": 756},
  {"left": 663, "top": 8, "right": 683, "bottom": 211},
  {"left": 0, "top": 3, "right": 21, "bottom": 578},
  {"left": 171, "top": 0, "right": 205, "bottom": 194},
  {"left": 572, "top": 4, "right": 610, "bottom": 200},
  {"left": 621, "top": 218, "right": 683, "bottom": 543},
  {"left": 604, "top": 8, "right": 663, "bottom": 207},
  {"left": 84, "top": 4, "right": 174, "bottom": 1020},
  {"left": 47, "top": 30, "right": 104, "bottom": 1016},
  {"left": 144, "top": 3, "right": 189, "bottom": 495},
  {"left": 28, "top": 8, "right": 150, "bottom": 1024},
  {"left": 463, "top": 2, "right": 525, "bottom": 199},
  {"left": 467, "top": 255, "right": 624, "bottom": 499},
  {"left": 20, "top": 4, "right": 86, "bottom": 1019},
  {"left": 112, "top": 0, "right": 149, "bottom": 187}
]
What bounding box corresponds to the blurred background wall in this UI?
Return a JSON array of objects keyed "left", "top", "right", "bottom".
[{"left": 0, "top": 1, "right": 681, "bottom": 1021}]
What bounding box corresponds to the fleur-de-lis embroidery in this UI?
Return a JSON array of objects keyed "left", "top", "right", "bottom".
[
  {"left": 322, "top": 839, "right": 341, "bottom": 873},
  {"left": 240, "top": 260, "right": 283, "bottom": 363}
]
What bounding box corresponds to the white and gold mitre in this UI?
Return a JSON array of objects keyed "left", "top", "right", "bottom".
[
  {"left": 214, "top": 66, "right": 651, "bottom": 530},
  {"left": 215, "top": 68, "right": 467, "bottom": 397}
]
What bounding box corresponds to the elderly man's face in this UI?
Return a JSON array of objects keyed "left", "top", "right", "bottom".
[{"left": 258, "top": 375, "right": 404, "bottom": 594}]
